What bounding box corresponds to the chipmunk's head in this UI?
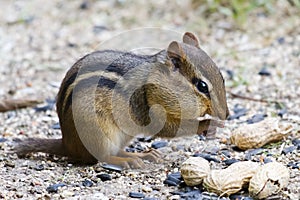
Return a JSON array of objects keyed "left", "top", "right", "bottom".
[{"left": 147, "top": 32, "right": 229, "bottom": 136}]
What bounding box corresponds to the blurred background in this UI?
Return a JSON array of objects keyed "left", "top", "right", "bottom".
[{"left": 0, "top": 0, "right": 299, "bottom": 100}]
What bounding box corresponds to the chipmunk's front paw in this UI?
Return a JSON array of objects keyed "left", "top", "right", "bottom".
[
  {"left": 106, "top": 156, "right": 145, "bottom": 169},
  {"left": 118, "top": 149, "right": 162, "bottom": 163},
  {"left": 138, "top": 149, "right": 161, "bottom": 163}
]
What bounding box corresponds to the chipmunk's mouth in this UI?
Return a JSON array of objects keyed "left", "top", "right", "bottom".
[
  {"left": 196, "top": 114, "right": 225, "bottom": 127},
  {"left": 196, "top": 114, "right": 225, "bottom": 137}
]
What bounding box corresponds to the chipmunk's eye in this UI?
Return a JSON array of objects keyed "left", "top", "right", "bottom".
[{"left": 193, "top": 78, "right": 209, "bottom": 96}]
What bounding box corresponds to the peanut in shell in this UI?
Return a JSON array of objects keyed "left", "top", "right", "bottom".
[{"left": 230, "top": 119, "right": 293, "bottom": 150}]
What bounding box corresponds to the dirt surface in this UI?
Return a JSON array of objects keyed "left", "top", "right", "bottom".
[{"left": 0, "top": 0, "right": 299, "bottom": 199}]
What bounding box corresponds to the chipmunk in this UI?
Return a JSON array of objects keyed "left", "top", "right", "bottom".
[{"left": 15, "top": 32, "right": 229, "bottom": 168}]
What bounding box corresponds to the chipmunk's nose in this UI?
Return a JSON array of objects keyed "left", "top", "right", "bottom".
[{"left": 212, "top": 103, "right": 229, "bottom": 120}]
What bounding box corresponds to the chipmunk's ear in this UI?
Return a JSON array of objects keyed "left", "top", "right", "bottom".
[
  {"left": 183, "top": 32, "right": 199, "bottom": 48},
  {"left": 167, "top": 41, "right": 186, "bottom": 61}
]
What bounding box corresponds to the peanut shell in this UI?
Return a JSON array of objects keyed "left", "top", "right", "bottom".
[
  {"left": 249, "top": 162, "right": 290, "bottom": 199},
  {"left": 230, "top": 119, "right": 293, "bottom": 150},
  {"left": 180, "top": 157, "right": 210, "bottom": 186},
  {"left": 203, "top": 161, "right": 259, "bottom": 196}
]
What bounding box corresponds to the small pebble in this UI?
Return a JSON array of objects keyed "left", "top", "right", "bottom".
[
  {"left": 277, "top": 37, "right": 285, "bottom": 44},
  {"left": 263, "top": 157, "right": 273, "bottom": 164},
  {"left": 278, "top": 108, "right": 287, "bottom": 117},
  {"left": 143, "top": 136, "right": 153, "bottom": 142},
  {"left": 128, "top": 142, "right": 145, "bottom": 152},
  {"left": 137, "top": 136, "right": 153, "bottom": 142},
  {"left": 93, "top": 25, "right": 108, "bottom": 34},
  {"left": 7, "top": 111, "right": 16, "bottom": 119},
  {"left": 60, "top": 190, "right": 75, "bottom": 198},
  {"left": 198, "top": 135, "right": 206, "bottom": 141},
  {"left": 233, "top": 104, "right": 247, "bottom": 114},
  {"left": 164, "top": 173, "right": 182, "bottom": 186},
  {"left": 180, "top": 189, "right": 202, "bottom": 199},
  {"left": 292, "top": 139, "right": 300, "bottom": 150},
  {"left": 34, "top": 105, "right": 52, "bottom": 112},
  {"left": 226, "top": 69, "right": 234, "bottom": 80},
  {"left": 82, "top": 179, "right": 93, "bottom": 187},
  {"left": 182, "top": 186, "right": 194, "bottom": 193},
  {"left": 170, "top": 191, "right": 184, "bottom": 196},
  {"left": 49, "top": 81, "right": 61, "bottom": 88},
  {"left": 193, "top": 153, "right": 220, "bottom": 163},
  {"left": 168, "top": 172, "right": 182, "bottom": 180},
  {"left": 220, "top": 150, "right": 231, "bottom": 158},
  {"left": 168, "top": 195, "right": 181, "bottom": 200},
  {"left": 287, "top": 162, "right": 300, "bottom": 169},
  {"left": 79, "top": 1, "right": 89, "bottom": 10},
  {"left": 247, "top": 148, "right": 264, "bottom": 156},
  {"left": 202, "top": 192, "right": 219, "bottom": 200},
  {"left": 245, "top": 154, "right": 251, "bottom": 161},
  {"left": 223, "top": 158, "right": 239, "bottom": 166},
  {"left": 94, "top": 167, "right": 103, "bottom": 173},
  {"left": 246, "top": 114, "right": 267, "bottom": 124},
  {"left": 228, "top": 112, "right": 245, "bottom": 120},
  {"left": 151, "top": 140, "right": 168, "bottom": 149},
  {"left": 163, "top": 179, "right": 179, "bottom": 187},
  {"left": 245, "top": 148, "right": 264, "bottom": 160},
  {"left": 4, "top": 161, "right": 15, "bottom": 168},
  {"left": 67, "top": 42, "right": 77, "bottom": 48},
  {"left": 51, "top": 123, "right": 60, "bottom": 129},
  {"left": 243, "top": 197, "right": 254, "bottom": 200},
  {"left": 174, "top": 144, "right": 185, "bottom": 151},
  {"left": 204, "top": 147, "right": 219, "bottom": 155},
  {"left": 292, "top": 138, "right": 300, "bottom": 146},
  {"left": 101, "top": 164, "right": 122, "bottom": 172},
  {"left": 34, "top": 99, "right": 55, "bottom": 112},
  {"left": 0, "top": 138, "right": 8, "bottom": 143},
  {"left": 230, "top": 194, "right": 254, "bottom": 200},
  {"left": 258, "top": 67, "right": 271, "bottom": 76},
  {"left": 97, "top": 173, "right": 112, "bottom": 182},
  {"left": 282, "top": 146, "right": 297, "bottom": 155},
  {"left": 125, "top": 147, "right": 136, "bottom": 153},
  {"left": 34, "top": 164, "right": 44, "bottom": 171},
  {"left": 15, "top": 193, "right": 23, "bottom": 198},
  {"left": 128, "top": 192, "right": 145, "bottom": 198},
  {"left": 46, "top": 183, "right": 66, "bottom": 193},
  {"left": 141, "top": 186, "right": 152, "bottom": 193},
  {"left": 166, "top": 174, "right": 182, "bottom": 185},
  {"left": 228, "top": 105, "right": 247, "bottom": 120}
]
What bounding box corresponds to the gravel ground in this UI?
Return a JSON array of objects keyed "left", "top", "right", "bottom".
[{"left": 0, "top": 0, "right": 299, "bottom": 199}]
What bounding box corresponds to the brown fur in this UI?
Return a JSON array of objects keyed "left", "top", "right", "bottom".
[{"left": 15, "top": 32, "right": 229, "bottom": 168}]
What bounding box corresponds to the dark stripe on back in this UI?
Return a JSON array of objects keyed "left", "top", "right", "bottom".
[
  {"left": 59, "top": 71, "right": 78, "bottom": 106},
  {"left": 105, "top": 64, "right": 128, "bottom": 76},
  {"left": 97, "top": 77, "right": 116, "bottom": 89},
  {"left": 80, "top": 52, "right": 151, "bottom": 76},
  {"left": 63, "top": 76, "right": 117, "bottom": 113}
]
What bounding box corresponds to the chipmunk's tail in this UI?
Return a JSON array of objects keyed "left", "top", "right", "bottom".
[{"left": 14, "top": 138, "right": 67, "bottom": 157}]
